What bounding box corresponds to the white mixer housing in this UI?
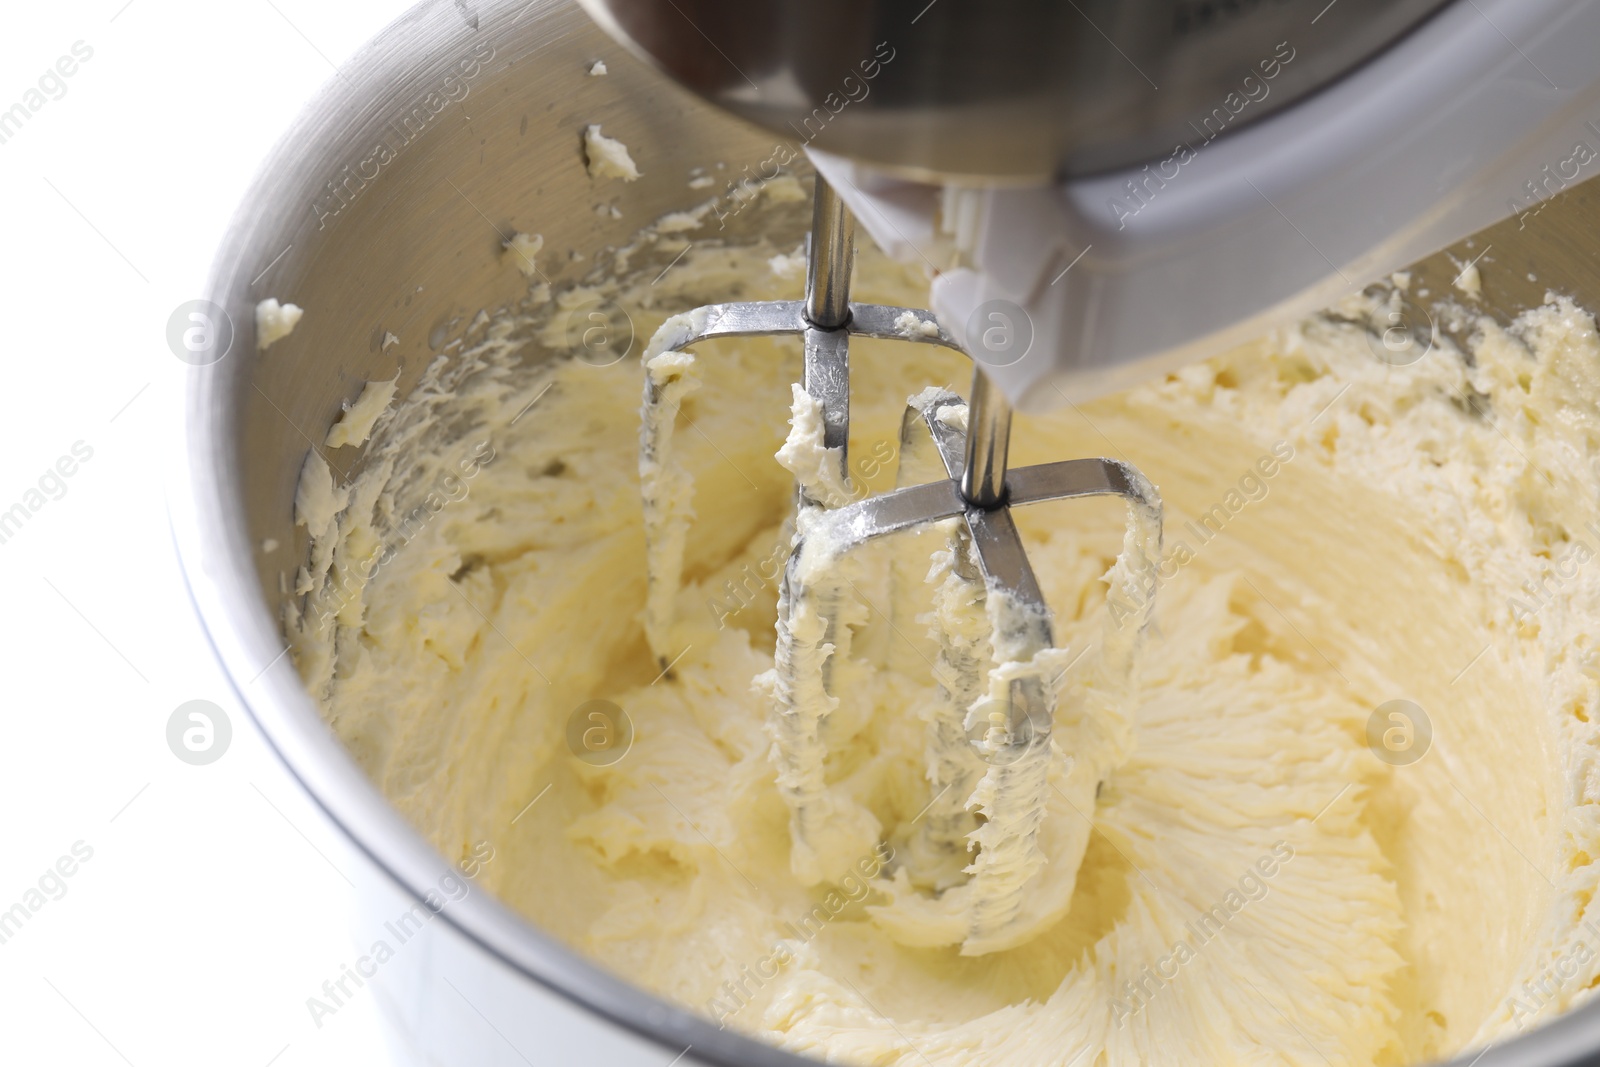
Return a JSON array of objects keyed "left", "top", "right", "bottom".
[{"left": 813, "top": 0, "right": 1600, "bottom": 411}]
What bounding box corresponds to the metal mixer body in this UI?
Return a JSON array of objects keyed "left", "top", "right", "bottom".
[{"left": 577, "top": 0, "right": 1455, "bottom": 181}]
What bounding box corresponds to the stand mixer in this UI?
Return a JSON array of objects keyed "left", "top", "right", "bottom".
[
  {"left": 584, "top": 0, "right": 1600, "bottom": 956},
  {"left": 581, "top": 0, "right": 1600, "bottom": 407}
]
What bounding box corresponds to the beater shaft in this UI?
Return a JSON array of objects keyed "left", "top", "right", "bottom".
[
  {"left": 807, "top": 173, "right": 1014, "bottom": 509},
  {"left": 962, "top": 373, "right": 1012, "bottom": 509},
  {"left": 799, "top": 177, "right": 857, "bottom": 494},
  {"left": 804, "top": 179, "right": 855, "bottom": 330}
]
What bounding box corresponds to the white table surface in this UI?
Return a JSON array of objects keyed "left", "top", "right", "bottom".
[{"left": 0, "top": 2, "right": 426, "bottom": 1063}]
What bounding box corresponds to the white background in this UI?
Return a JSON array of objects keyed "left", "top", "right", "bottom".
[{"left": 0, "top": 1, "right": 421, "bottom": 1063}]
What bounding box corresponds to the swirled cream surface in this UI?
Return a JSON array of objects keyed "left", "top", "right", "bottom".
[{"left": 287, "top": 229, "right": 1600, "bottom": 1066}]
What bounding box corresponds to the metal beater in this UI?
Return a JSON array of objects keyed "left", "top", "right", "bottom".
[{"left": 639, "top": 175, "right": 1163, "bottom": 952}]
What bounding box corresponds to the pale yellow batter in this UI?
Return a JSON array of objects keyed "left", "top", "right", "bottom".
[{"left": 288, "top": 213, "right": 1600, "bottom": 1065}]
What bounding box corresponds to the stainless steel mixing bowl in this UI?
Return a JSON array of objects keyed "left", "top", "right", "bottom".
[{"left": 174, "top": 0, "right": 1600, "bottom": 1063}]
